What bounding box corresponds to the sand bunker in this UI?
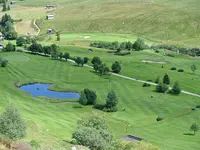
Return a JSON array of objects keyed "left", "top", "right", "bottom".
[
  {"left": 141, "top": 60, "right": 167, "bottom": 64},
  {"left": 80, "top": 35, "right": 91, "bottom": 39}
]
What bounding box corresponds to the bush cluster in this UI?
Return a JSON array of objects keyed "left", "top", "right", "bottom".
[
  {"left": 90, "top": 38, "right": 148, "bottom": 51},
  {"left": 151, "top": 44, "right": 200, "bottom": 57}
]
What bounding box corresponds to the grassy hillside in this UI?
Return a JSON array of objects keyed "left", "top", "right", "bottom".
[
  {"left": 0, "top": 51, "right": 199, "bottom": 150},
  {"left": 9, "top": 0, "right": 200, "bottom": 46}
]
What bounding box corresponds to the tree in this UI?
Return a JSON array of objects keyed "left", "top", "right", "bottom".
[
  {"left": 190, "top": 123, "right": 199, "bottom": 135},
  {"left": 171, "top": 81, "right": 181, "bottom": 95},
  {"left": 63, "top": 52, "right": 70, "bottom": 60},
  {"left": 83, "top": 89, "right": 97, "bottom": 105},
  {"left": 16, "top": 36, "right": 26, "bottom": 46},
  {"left": 125, "top": 41, "right": 132, "bottom": 50},
  {"left": 98, "top": 64, "right": 109, "bottom": 75},
  {"left": 83, "top": 57, "right": 89, "bottom": 64},
  {"left": 0, "top": 105, "right": 26, "bottom": 141},
  {"left": 111, "top": 61, "right": 121, "bottom": 73},
  {"left": 105, "top": 90, "right": 118, "bottom": 108},
  {"left": 2, "top": 0, "right": 6, "bottom": 12},
  {"left": 3, "top": 42, "right": 15, "bottom": 52},
  {"left": 56, "top": 32, "right": 60, "bottom": 41},
  {"left": 91, "top": 56, "right": 102, "bottom": 65},
  {"left": 75, "top": 57, "right": 82, "bottom": 66},
  {"left": 191, "top": 64, "right": 197, "bottom": 74},
  {"left": 28, "top": 42, "right": 42, "bottom": 53},
  {"left": 132, "top": 38, "right": 146, "bottom": 51},
  {"left": 58, "top": 52, "right": 63, "bottom": 60},
  {"left": 79, "top": 92, "right": 88, "bottom": 105},
  {"left": 72, "top": 115, "right": 112, "bottom": 150},
  {"left": 163, "top": 73, "right": 170, "bottom": 85},
  {"left": 43, "top": 46, "right": 51, "bottom": 55},
  {"left": 7, "top": 4, "right": 10, "bottom": 11},
  {"left": 51, "top": 51, "right": 58, "bottom": 60},
  {"left": 93, "top": 63, "right": 99, "bottom": 72}
]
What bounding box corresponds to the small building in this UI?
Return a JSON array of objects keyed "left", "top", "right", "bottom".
[
  {"left": 0, "top": 42, "right": 3, "bottom": 50},
  {"left": 47, "top": 29, "right": 53, "bottom": 34},
  {"left": 10, "top": 1, "right": 16, "bottom": 5},
  {"left": 0, "top": 32, "right": 4, "bottom": 41},
  {"left": 46, "top": 5, "right": 57, "bottom": 9},
  {"left": 46, "top": 14, "right": 55, "bottom": 20}
]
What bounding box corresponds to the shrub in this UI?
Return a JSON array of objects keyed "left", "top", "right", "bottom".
[
  {"left": 156, "top": 117, "right": 164, "bottom": 121},
  {"left": 29, "top": 140, "right": 40, "bottom": 150},
  {"left": 114, "top": 52, "right": 131, "bottom": 56},
  {"left": 170, "top": 67, "right": 176, "bottom": 70},
  {"left": 94, "top": 104, "right": 105, "bottom": 110},
  {"left": 166, "top": 53, "right": 175, "bottom": 57},
  {"left": 196, "top": 105, "right": 200, "bottom": 108},
  {"left": 103, "top": 107, "right": 117, "bottom": 112},
  {"left": 178, "top": 69, "right": 184, "bottom": 72},
  {"left": 155, "top": 49, "right": 160, "bottom": 53},
  {"left": 0, "top": 59, "right": 8, "bottom": 67},
  {"left": 155, "top": 77, "right": 160, "bottom": 84},
  {"left": 143, "top": 82, "right": 151, "bottom": 87},
  {"left": 0, "top": 104, "right": 26, "bottom": 141}
]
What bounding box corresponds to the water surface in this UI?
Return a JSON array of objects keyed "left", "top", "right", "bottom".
[{"left": 19, "top": 83, "right": 80, "bottom": 99}]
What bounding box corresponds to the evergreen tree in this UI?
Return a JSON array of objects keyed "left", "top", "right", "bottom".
[
  {"left": 171, "top": 81, "right": 181, "bottom": 95},
  {"left": 105, "top": 90, "right": 118, "bottom": 108},
  {"left": 7, "top": 4, "right": 10, "bottom": 11},
  {"left": 163, "top": 73, "right": 170, "bottom": 85},
  {"left": 79, "top": 92, "right": 88, "bottom": 105}
]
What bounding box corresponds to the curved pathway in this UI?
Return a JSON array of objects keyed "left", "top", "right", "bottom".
[{"left": 33, "top": 19, "right": 40, "bottom": 35}]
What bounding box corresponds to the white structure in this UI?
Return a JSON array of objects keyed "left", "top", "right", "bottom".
[
  {"left": 46, "top": 5, "right": 57, "bottom": 9},
  {"left": 46, "top": 14, "right": 55, "bottom": 20},
  {"left": 0, "top": 42, "right": 3, "bottom": 49}
]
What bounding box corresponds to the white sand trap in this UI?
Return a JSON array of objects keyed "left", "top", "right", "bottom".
[
  {"left": 141, "top": 60, "right": 167, "bottom": 64},
  {"left": 80, "top": 35, "right": 91, "bottom": 39}
]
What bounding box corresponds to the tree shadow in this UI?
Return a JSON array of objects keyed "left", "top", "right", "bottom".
[
  {"left": 89, "top": 70, "right": 111, "bottom": 79},
  {"left": 183, "top": 133, "right": 194, "bottom": 136}
]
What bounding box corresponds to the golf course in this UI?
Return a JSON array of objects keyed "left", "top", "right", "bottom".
[{"left": 0, "top": 0, "right": 200, "bottom": 150}]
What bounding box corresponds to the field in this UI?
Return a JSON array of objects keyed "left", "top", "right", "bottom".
[{"left": 10, "top": 0, "right": 200, "bottom": 47}]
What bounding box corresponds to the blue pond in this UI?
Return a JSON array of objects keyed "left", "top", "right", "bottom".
[{"left": 19, "top": 83, "right": 80, "bottom": 99}]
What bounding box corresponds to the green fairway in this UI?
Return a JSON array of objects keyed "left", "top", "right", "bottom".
[
  {"left": 55, "top": 45, "right": 200, "bottom": 94},
  {"left": 0, "top": 52, "right": 199, "bottom": 150},
  {"left": 4, "top": 54, "right": 30, "bottom": 62}
]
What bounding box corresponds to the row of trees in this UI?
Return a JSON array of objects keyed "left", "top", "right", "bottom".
[
  {"left": 90, "top": 38, "right": 148, "bottom": 51},
  {"left": 152, "top": 44, "right": 200, "bottom": 57},
  {"left": 0, "top": 14, "right": 17, "bottom": 40}
]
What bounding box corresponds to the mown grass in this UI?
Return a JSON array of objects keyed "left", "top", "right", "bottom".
[
  {"left": 0, "top": 52, "right": 200, "bottom": 150},
  {"left": 52, "top": 44, "right": 200, "bottom": 94}
]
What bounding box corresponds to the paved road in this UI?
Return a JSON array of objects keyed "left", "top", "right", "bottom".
[{"left": 21, "top": 50, "right": 200, "bottom": 98}]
